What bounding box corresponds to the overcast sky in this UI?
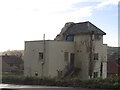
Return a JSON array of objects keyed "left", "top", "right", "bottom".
[{"left": 0, "top": 0, "right": 118, "bottom": 51}]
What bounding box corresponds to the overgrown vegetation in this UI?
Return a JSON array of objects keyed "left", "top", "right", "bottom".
[{"left": 2, "top": 74, "right": 120, "bottom": 89}]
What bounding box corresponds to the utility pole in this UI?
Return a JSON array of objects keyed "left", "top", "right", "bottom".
[
  {"left": 43, "top": 34, "right": 46, "bottom": 62},
  {"left": 89, "top": 31, "right": 94, "bottom": 79},
  {"left": 41, "top": 34, "right": 45, "bottom": 77}
]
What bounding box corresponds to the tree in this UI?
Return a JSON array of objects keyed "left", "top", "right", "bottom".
[{"left": 2, "top": 50, "right": 24, "bottom": 58}]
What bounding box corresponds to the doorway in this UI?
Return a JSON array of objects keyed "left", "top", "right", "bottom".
[{"left": 70, "top": 53, "right": 75, "bottom": 68}]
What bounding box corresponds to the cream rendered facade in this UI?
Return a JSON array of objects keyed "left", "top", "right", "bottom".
[
  {"left": 24, "top": 21, "right": 107, "bottom": 79},
  {"left": 74, "top": 34, "right": 107, "bottom": 79},
  {"left": 55, "top": 34, "right": 107, "bottom": 79},
  {"left": 24, "top": 40, "right": 75, "bottom": 77}
]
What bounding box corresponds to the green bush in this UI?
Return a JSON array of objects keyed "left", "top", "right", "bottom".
[{"left": 2, "top": 75, "right": 120, "bottom": 89}]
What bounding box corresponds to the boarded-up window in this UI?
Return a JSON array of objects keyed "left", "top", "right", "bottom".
[
  {"left": 94, "top": 53, "right": 99, "bottom": 60},
  {"left": 64, "top": 52, "right": 69, "bottom": 61},
  {"left": 93, "top": 72, "right": 98, "bottom": 78},
  {"left": 39, "top": 52, "right": 43, "bottom": 60}
]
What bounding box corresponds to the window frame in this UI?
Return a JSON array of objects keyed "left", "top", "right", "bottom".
[
  {"left": 94, "top": 35, "right": 101, "bottom": 40},
  {"left": 39, "top": 52, "right": 43, "bottom": 60},
  {"left": 64, "top": 52, "right": 69, "bottom": 61},
  {"left": 93, "top": 72, "right": 98, "bottom": 78},
  {"left": 66, "top": 35, "right": 74, "bottom": 41},
  {"left": 94, "top": 53, "right": 99, "bottom": 60}
]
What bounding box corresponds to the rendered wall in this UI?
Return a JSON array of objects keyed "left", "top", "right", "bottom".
[
  {"left": 24, "top": 41, "right": 49, "bottom": 77},
  {"left": 0, "top": 55, "right": 2, "bottom": 84},
  {"left": 24, "top": 40, "right": 75, "bottom": 77},
  {"left": 47, "top": 41, "right": 75, "bottom": 77},
  {"left": 74, "top": 34, "right": 107, "bottom": 79},
  {"left": 102, "top": 44, "right": 107, "bottom": 78},
  {"left": 24, "top": 35, "right": 107, "bottom": 79},
  {"left": 74, "top": 34, "right": 91, "bottom": 79}
]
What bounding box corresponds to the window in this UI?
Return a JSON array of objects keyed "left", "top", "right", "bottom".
[
  {"left": 66, "top": 35, "right": 74, "bottom": 41},
  {"left": 57, "top": 71, "right": 63, "bottom": 77},
  {"left": 64, "top": 52, "right": 69, "bottom": 61},
  {"left": 94, "top": 53, "right": 99, "bottom": 60},
  {"left": 94, "top": 35, "right": 101, "bottom": 40},
  {"left": 10, "top": 64, "right": 13, "bottom": 67},
  {"left": 93, "top": 72, "right": 98, "bottom": 78},
  {"left": 92, "top": 35, "right": 101, "bottom": 40},
  {"left": 100, "top": 62, "right": 103, "bottom": 76},
  {"left": 39, "top": 52, "right": 43, "bottom": 60}
]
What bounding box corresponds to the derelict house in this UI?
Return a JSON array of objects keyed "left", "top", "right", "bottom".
[{"left": 24, "top": 21, "right": 107, "bottom": 79}]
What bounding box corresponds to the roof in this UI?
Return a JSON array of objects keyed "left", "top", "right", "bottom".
[
  {"left": 107, "top": 60, "right": 120, "bottom": 74},
  {"left": 1, "top": 55, "right": 23, "bottom": 64},
  {"left": 63, "top": 21, "right": 106, "bottom": 35}
]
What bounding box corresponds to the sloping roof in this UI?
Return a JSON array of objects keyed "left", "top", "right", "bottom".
[
  {"left": 64, "top": 21, "right": 106, "bottom": 35},
  {"left": 1, "top": 55, "right": 23, "bottom": 64},
  {"left": 107, "top": 60, "right": 120, "bottom": 74}
]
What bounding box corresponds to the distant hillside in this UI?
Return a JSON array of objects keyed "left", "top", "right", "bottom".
[
  {"left": 107, "top": 46, "right": 120, "bottom": 61},
  {"left": 0, "top": 50, "right": 24, "bottom": 60}
]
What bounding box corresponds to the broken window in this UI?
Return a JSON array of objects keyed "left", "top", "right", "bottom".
[
  {"left": 64, "top": 52, "right": 69, "bottom": 61},
  {"left": 39, "top": 52, "right": 43, "bottom": 60},
  {"left": 66, "top": 35, "right": 74, "bottom": 41},
  {"left": 94, "top": 53, "right": 99, "bottom": 60},
  {"left": 93, "top": 72, "right": 98, "bottom": 78}
]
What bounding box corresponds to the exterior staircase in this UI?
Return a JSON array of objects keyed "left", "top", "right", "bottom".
[{"left": 63, "top": 66, "right": 80, "bottom": 77}]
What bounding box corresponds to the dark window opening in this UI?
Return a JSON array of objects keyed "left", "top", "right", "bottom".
[
  {"left": 70, "top": 53, "right": 75, "bottom": 67},
  {"left": 57, "top": 71, "right": 63, "bottom": 77},
  {"left": 94, "top": 53, "right": 99, "bottom": 60},
  {"left": 94, "top": 35, "right": 101, "bottom": 40},
  {"left": 66, "top": 35, "right": 74, "bottom": 41},
  {"left": 39, "top": 52, "right": 43, "bottom": 60},
  {"left": 64, "top": 52, "right": 69, "bottom": 61},
  {"left": 93, "top": 72, "right": 98, "bottom": 78},
  {"left": 10, "top": 64, "right": 13, "bottom": 67},
  {"left": 100, "top": 62, "right": 103, "bottom": 76}
]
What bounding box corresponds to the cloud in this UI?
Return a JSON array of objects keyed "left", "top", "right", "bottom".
[
  {"left": 60, "top": 6, "right": 93, "bottom": 22},
  {"left": 96, "top": 0, "right": 118, "bottom": 8},
  {"left": 49, "top": 0, "right": 118, "bottom": 21},
  {"left": 0, "top": 0, "right": 118, "bottom": 51}
]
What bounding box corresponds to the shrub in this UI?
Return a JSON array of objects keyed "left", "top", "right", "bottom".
[{"left": 2, "top": 75, "right": 120, "bottom": 89}]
